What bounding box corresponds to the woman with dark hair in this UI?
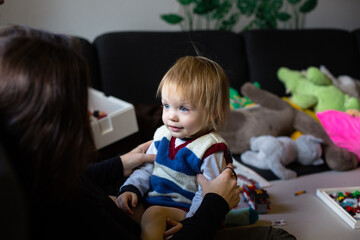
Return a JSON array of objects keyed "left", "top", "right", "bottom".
[
  {"left": 0, "top": 25, "right": 242, "bottom": 239},
  {"left": 0, "top": 24, "right": 96, "bottom": 202}
]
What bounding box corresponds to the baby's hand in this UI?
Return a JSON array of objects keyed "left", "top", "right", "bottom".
[{"left": 116, "top": 192, "right": 138, "bottom": 215}]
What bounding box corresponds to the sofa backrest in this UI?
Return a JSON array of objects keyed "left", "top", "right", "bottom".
[
  {"left": 354, "top": 29, "right": 360, "bottom": 58},
  {"left": 80, "top": 29, "right": 360, "bottom": 105},
  {"left": 77, "top": 37, "right": 101, "bottom": 90},
  {"left": 93, "top": 31, "right": 248, "bottom": 105},
  {"left": 241, "top": 29, "right": 360, "bottom": 96}
]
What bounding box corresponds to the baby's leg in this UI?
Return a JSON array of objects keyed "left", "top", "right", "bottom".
[
  {"left": 141, "top": 206, "right": 186, "bottom": 240},
  {"left": 129, "top": 201, "right": 146, "bottom": 224}
]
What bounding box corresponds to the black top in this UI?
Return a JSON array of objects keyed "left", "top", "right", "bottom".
[{"left": 30, "top": 156, "right": 229, "bottom": 240}]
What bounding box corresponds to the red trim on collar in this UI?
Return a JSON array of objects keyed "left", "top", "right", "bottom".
[{"left": 168, "top": 137, "right": 196, "bottom": 160}]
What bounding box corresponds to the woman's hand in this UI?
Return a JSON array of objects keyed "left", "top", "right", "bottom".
[
  {"left": 163, "top": 217, "right": 183, "bottom": 239},
  {"left": 196, "top": 163, "right": 241, "bottom": 209},
  {"left": 120, "top": 140, "right": 156, "bottom": 177}
]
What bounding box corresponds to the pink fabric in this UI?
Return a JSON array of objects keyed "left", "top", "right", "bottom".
[{"left": 316, "top": 110, "right": 360, "bottom": 162}]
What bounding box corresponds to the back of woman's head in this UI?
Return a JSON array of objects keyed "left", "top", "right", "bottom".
[{"left": 0, "top": 25, "right": 96, "bottom": 201}]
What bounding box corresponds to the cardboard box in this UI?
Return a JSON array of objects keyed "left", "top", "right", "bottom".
[{"left": 89, "top": 88, "right": 138, "bottom": 149}]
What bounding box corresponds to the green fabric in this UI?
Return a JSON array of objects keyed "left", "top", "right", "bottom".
[
  {"left": 214, "top": 226, "right": 296, "bottom": 240},
  {"left": 225, "top": 207, "right": 259, "bottom": 226}
]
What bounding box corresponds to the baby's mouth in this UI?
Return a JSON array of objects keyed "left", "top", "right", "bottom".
[{"left": 169, "top": 125, "right": 183, "bottom": 132}]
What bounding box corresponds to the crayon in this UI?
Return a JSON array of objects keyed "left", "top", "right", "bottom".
[{"left": 295, "top": 190, "right": 306, "bottom": 196}]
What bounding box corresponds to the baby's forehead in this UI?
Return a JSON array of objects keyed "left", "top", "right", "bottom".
[
  {"left": 162, "top": 84, "right": 192, "bottom": 100},
  {"left": 161, "top": 94, "right": 192, "bottom": 106}
]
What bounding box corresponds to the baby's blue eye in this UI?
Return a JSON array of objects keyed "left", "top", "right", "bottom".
[
  {"left": 163, "top": 104, "right": 170, "bottom": 109},
  {"left": 180, "top": 106, "right": 189, "bottom": 112}
]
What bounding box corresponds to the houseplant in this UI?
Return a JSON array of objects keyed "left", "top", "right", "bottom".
[{"left": 160, "top": 0, "right": 317, "bottom": 31}]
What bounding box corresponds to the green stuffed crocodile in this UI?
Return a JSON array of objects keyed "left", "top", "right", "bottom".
[{"left": 277, "top": 66, "right": 360, "bottom": 113}]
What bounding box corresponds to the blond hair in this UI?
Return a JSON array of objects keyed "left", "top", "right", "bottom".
[{"left": 157, "top": 56, "right": 229, "bottom": 132}]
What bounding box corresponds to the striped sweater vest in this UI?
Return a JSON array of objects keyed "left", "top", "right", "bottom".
[{"left": 145, "top": 125, "right": 232, "bottom": 211}]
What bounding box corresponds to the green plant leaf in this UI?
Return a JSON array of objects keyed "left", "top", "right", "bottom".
[
  {"left": 266, "top": 15, "right": 278, "bottom": 29},
  {"left": 254, "top": 0, "right": 280, "bottom": 30},
  {"left": 243, "top": 18, "right": 257, "bottom": 31},
  {"left": 237, "top": 0, "right": 258, "bottom": 16},
  {"left": 160, "top": 14, "right": 184, "bottom": 24},
  {"left": 300, "top": 0, "right": 317, "bottom": 13},
  {"left": 177, "top": 0, "right": 195, "bottom": 6},
  {"left": 219, "top": 12, "right": 240, "bottom": 30},
  {"left": 287, "top": 0, "right": 301, "bottom": 5},
  {"left": 277, "top": 12, "right": 291, "bottom": 21},
  {"left": 194, "top": 0, "right": 220, "bottom": 15},
  {"left": 269, "top": 0, "right": 283, "bottom": 12},
  {"left": 213, "top": 1, "right": 232, "bottom": 20}
]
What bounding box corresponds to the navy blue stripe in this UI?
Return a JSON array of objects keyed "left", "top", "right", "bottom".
[
  {"left": 145, "top": 196, "right": 191, "bottom": 210},
  {"left": 150, "top": 175, "right": 195, "bottom": 200}
]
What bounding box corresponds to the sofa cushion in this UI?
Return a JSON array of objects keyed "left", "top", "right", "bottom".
[
  {"left": 353, "top": 29, "right": 360, "bottom": 57},
  {"left": 76, "top": 37, "right": 101, "bottom": 90},
  {"left": 94, "top": 31, "right": 248, "bottom": 105},
  {"left": 242, "top": 29, "right": 360, "bottom": 96}
]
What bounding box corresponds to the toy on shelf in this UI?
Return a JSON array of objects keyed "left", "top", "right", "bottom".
[
  {"left": 88, "top": 110, "right": 107, "bottom": 120},
  {"left": 242, "top": 183, "right": 270, "bottom": 214}
]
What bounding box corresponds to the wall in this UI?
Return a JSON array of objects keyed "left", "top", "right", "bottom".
[{"left": 0, "top": 0, "right": 359, "bottom": 41}]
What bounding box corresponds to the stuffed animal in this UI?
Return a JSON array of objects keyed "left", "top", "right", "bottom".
[
  {"left": 241, "top": 135, "right": 324, "bottom": 180},
  {"left": 277, "top": 66, "right": 360, "bottom": 112},
  {"left": 281, "top": 96, "right": 319, "bottom": 140},
  {"left": 320, "top": 65, "right": 360, "bottom": 102},
  {"left": 229, "top": 82, "right": 260, "bottom": 109},
  {"left": 316, "top": 110, "right": 360, "bottom": 162},
  {"left": 220, "top": 82, "right": 358, "bottom": 172}
]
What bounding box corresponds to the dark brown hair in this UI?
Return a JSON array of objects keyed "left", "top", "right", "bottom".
[{"left": 0, "top": 25, "right": 96, "bottom": 201}]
